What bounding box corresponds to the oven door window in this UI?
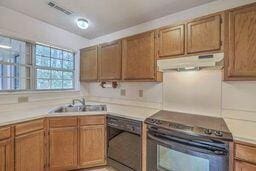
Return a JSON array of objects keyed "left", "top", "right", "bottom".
[
  {"left": 157, "top": 145, "right": 210, "bottom": 171},
  {"left": 147, "top": 132, "right": 229, "bottom": 171}
]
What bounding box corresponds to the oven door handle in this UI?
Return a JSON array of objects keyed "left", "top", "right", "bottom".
[{"left": 148, "top": 133, "right": 227, "bottom": 156}]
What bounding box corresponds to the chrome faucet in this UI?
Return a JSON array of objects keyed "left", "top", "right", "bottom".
[{"left": 72, "top": 98, "right": 85, "bottom": 106}]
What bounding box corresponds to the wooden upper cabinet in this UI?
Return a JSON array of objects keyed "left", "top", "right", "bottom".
[
  {"left": 79, "top": 125, "right": 106, "bottom": 167},
  {"left": 80, "top": 46, "right": 98, "bottom": 81},
  {"left": 187, "top": 15, "right": 222, "bottom": 54},
  {"left": 15, "top": 130, "right": 45, "bottom": 171},
  {"left": 0, "top": 139, "right": 13, "bottom": 171},
  {"left": 49, "top": 127, "right": 78, "bottom": 171},
  {"left": 98, "top": 40, "right": 122, "bottom": 80},
  {"left": 225, "top": 4, "right": 256, "bottom": 80},
  {"left": 122, "top": 31, "right": 156, "bottom": 80},
  {"left": 158, "top": 25, "right": 185, "bottom": 58}
]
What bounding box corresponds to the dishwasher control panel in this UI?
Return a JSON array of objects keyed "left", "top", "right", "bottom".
[{"left": 107, "top": 115, "right": 142, "bottom": 135}]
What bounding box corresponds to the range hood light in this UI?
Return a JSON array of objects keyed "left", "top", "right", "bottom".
[
  {"left": 184, "top": 66, "right": 196, "bottom": 70},
  {"left": 0, "top": 45, "right": 12, "bottom": 49},
  {"left": 177, "top": 66, "right": 200, "bottom": 72}
]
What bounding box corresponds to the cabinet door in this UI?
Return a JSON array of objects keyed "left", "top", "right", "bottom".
[
  {"left": 235, "top": 161, "right": 256, "bottom": 171},
  {"left": 79, "top": 125, "right": 106, "bottom": 167},
  {"left": 49, "top": 127, "right": 77, "bottom": 170},
  {"left": 80, "top": 46, "right": 98, "bottom": 81},
  {"left": 158, "top": 25, "right": 185, "bottom": 58},
  {"left": 187, "top": 15, "right": 221, "bottom": 53},
  {"left": 226, "top": 5, "right": 256, "bottom": 80},
  {"left": 15, "top": 130, "right": 45, "bottom": 171},
  {"left": 98, "top": 40, "right": 122, "bottom": 80},
  {"left": 0, "top": 139, "right": 13, "bottom": 171},
  {"left": 122, "top": 31, "right": 156, "bottom": 80}
]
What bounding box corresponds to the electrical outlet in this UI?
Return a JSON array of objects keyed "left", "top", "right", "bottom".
[
  {"left": 139, "top": 90, "right": 143, "bottom": 97},
  {"left": 120, "top": 89, "right": 126, "bottom": 96},
  {"left": 18, "top": 96, "right": 29, "bottom": 103}
]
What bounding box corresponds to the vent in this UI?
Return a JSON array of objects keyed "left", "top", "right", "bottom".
[{"left": 47, "top": 1, "right": 72, "bottom": 15}]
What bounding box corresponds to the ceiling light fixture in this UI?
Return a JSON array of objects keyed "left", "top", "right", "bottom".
[
  {"left": 0, "top": 45, "right": 12, "bottom": 49},
  {"left": 76, "top": 18, "right": 89, "bottom": 29}
]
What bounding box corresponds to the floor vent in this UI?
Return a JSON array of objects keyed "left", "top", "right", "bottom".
[{"left": 47, "top": 1, "right": 72, "bottom": 15}]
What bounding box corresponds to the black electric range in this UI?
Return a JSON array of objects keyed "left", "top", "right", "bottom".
[
  {"left": 145, "top": 110, "right": 233, "bottom": 171},
  {"left": 145, "top": 110, "right": 233, "bottom": 141}
]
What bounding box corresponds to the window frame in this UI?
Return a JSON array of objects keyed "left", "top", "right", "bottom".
[
  {"left": 0, "top": 34, "right": 76, "bottom": 92},
  {"left": 34, "top": 43, "right": 75, "bottom": 91},
  {"left": 0, "top": 36, "right": 33, "bottom": 92}
]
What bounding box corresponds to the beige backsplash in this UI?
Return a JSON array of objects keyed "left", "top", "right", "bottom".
[
  {"left": 0, "top": 91, "right": 83, "bottom": 105},
  {"left": 81, "top": 70, "right": 256, "bottom": 123},
  {"left": 1, "top": 70, "right": 256, "bottom": 124}
]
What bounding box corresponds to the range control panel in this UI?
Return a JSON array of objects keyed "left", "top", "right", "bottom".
[{"left": 145, "top": 118, "right": 233, "bottom": 141}]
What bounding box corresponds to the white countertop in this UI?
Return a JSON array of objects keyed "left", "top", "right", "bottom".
[
  {"left": 0, "top": 100, "right": 255, "bottom": 145},
  {"left": 0, "top": 100, "right": 159, "bottom": 127},
  {"left": 224, "top": 118, "right": 256, "bottom": 144}
]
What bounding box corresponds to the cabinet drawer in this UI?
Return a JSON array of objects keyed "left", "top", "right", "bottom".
[
  {"left": 79, "top": 116, "right": 105, "bottom": 126},
  {"left": 235, "top": 143, "right": 256, "bottom": 164},
  {"left": 15, "top": 119, "right": 44, "bottom": 136},
  {"left": 49, "top": 117, "right": 77, "bottom": 128},
  {"left": 0, "top": 126, "right": 11, "bottom": 140}
]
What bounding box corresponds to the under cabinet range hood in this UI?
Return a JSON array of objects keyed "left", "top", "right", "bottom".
[{"left": 157, "top": 53, "right": 224, "bottom": 71}]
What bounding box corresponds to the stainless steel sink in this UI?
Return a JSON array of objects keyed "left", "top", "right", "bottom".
[{"left": 50, "top": 104, "right": 107, "bottom": 113}]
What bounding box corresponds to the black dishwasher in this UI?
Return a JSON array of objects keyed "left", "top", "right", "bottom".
[{"left": 107, "top": 115, "right": 142, "bottom": 171}]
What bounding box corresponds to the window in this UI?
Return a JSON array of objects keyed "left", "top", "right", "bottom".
[
  {"left": 0, "top": 36, "right": 32, "bottom": 91},
  {"left": 35, "top": 44, "right": 75, "bottom": 90},
  {"left": 0, "top": 35, "right": 75, "bottom": 92}
]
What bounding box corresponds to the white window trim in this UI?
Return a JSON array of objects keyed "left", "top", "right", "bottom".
[
  {"left": 0, "top": 35, "right": 78, "bottom": 92},
  {"left": 34, "top": 44, "right": 75, "bottom": 90}
]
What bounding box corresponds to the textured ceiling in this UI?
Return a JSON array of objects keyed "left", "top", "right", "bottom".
[{"left": 0, "top": 0, "right": 216, "bottom": 39}]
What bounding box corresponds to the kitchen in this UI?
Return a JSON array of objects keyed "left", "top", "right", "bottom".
[{"left": 0, "top": 0, "right": 256, "bottom": 171}]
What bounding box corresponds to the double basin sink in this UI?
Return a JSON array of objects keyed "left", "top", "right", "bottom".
[{"left": 50, "top": 104, "right": 107, "bottom": 113}]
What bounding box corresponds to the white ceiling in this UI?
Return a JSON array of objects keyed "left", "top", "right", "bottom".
[{"left": 0, "top": 0, "right": 216, "bottom": 39}]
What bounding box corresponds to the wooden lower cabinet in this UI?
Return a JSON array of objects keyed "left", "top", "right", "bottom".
[
  {"left": 0, "top": 139, "right": 13, "bottom": 171},
  {"left": 0, "top": 116, "right": 107, "bottom": 171},
  {"left": 49, "top": 127, "right": 78, "bottom": 171},
  {"left": 79, "top": 125, "right": 106, "bottom": 168},
  {"left": 15, "top": 130, "right": 45, "bottom": 171},
  {"left": 235, "top": 161, "right": 256, "bottom": 171},
  {"left": 235, "top": 142, "right": 256, "bottom": 171}
]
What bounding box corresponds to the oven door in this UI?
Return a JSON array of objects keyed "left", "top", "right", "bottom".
[{"left": 147, "top": 131, "right": 229, "bottom": 171}]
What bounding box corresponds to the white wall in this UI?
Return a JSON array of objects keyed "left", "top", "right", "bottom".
[
  {"left": 222, "top": 81, "right": 256, "bottom": 121},
  {"left": 86, "top": 82, "right": 162, "bottom": 103},
  {"left": 85, "top": 70, "right": 256, "bottom": 120},
  {"left": 163, "top": 70, "right": 222, "bottom": 117},
  {"left": 0, "top": 6, "right": 88, "bottom": 50},
  {"left": 0, "top": 5, "right": 88, "bottom": 106}
]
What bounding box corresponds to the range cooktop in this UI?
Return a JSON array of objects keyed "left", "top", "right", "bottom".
[{"left": 145, "top": 110, "right": 233, "bottom": 141}]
